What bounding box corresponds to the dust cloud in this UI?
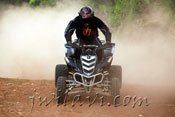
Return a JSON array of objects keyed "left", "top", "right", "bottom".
[
  {"left": 0, "top": 2, "right": 83, "bottom": 80},
  {"left": 0, "top": 3, "right": 174, "bottom": 88},
  {"left": 113, "top": 6, "right": 175, "bottom": 87}
]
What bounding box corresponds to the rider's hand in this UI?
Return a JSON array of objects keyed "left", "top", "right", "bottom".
[
  {"left": 106, "top": 41, "right": 111, "bottom": 44},
  {"left": 67, "top": 41, "right": 72, "bottom": 44}
]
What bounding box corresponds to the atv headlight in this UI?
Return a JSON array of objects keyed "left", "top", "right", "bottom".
[
  {"left": 65, "top": 47, "right": 75, "bottom": 56},
  {"left": 104, "top": 46, "right": 115, "bottom": 56}
]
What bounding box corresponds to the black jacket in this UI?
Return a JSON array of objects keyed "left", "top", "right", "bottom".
[{"left": 64, "top": 16, "right": 111, "bottom": 42}]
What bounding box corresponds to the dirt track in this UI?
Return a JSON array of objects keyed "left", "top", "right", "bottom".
[{"left": 0, "top": 78, "right": 174, "bottom": 117}]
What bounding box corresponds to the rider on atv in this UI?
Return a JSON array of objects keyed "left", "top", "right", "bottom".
[
  {"left": 55, "top": 6, "right": 121, "bottom": 104},
  {"left": 64, "top": 6, "right": 112, "bottom": 46}
]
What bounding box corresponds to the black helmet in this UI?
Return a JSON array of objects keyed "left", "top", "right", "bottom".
[{"left": 79, "top": 6, "right": 94, "bottom": 19}]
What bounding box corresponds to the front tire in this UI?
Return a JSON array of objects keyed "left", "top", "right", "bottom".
[
  {"left": 55, "top": 64, "right": 68, "bottom": 87},
  {"left": 108, "top": 65, "right": 122, "bottom": 103},
  {"left": 111, "top": 77, "right": 120, "bottom": 98},
  {"left": 56, "top": 76, "right": 66, "bottom": 104},
  {"left": 109, "top": 65, "right": 122, "bottom": 88}
]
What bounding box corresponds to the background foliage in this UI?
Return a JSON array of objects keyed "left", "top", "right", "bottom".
[{"left": 0, "top": 0, "right": 174, "bottom": 27}]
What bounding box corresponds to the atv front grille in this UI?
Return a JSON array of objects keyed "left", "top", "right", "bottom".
[
  {"left": 81, "top": 55, "right": 96, "bottom": 76},
  {"left": 73, "top": 72, "right": 104, "bottom": 87}
]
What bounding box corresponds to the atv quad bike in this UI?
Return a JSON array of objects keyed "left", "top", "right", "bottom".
[{"left": 55, "top": 40, "right": 122, "bottom": 104}]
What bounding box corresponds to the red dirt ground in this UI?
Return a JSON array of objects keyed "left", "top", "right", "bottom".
[{"left": 0, "top": 78, "right": 175, "bottom": 117}]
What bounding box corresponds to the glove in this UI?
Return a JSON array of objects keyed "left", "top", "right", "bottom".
[
  {"left": 67, "top": 41, "right": 72, "bottom": 44},
  {"left": 67, "top": 41, "right": 72, "bottom": 46},
  {"left": 106, "top": 41, "right": 111, "bottom": 44}
]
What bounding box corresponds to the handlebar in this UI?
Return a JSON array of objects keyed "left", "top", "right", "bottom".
[
  {"left": 65, "top": 43, "right": 115, "bottom": 50},
  {"left": 65, "top": 43, "right": 81, "bottom": 49}
]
